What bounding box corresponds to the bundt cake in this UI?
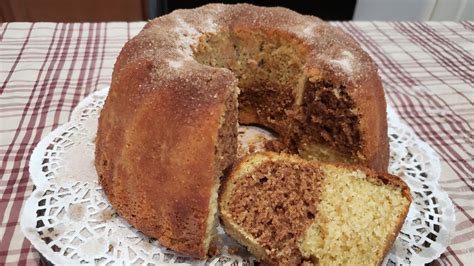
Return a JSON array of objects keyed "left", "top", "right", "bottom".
[
  {"left": 95, "top": 3, "right": 389, "bottom": 258},
  {"left": 219, "top": 152, "right": 411, "bottom": 265}
]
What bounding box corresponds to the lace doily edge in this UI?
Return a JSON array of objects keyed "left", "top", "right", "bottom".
[
  {"left": 386, "top": 106, "right": 455, "bottom": 264},
  {"left": 23, "top": 87, "right": 456, "bottom": 265}
]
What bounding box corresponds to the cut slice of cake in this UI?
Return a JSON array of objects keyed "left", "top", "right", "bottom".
[{"left": 219, "top": 152, "right": 411, "bottom": 265}]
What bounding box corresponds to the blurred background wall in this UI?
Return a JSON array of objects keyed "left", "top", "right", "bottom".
[
  {"left": 354, "top": 0, "right": 473, "bottom": 21},
  {"left": 0, "top": 0, "right": 472, "bottom": 22},
  {"left": 0, "top": 0, "right": 149, "bottom": 22}
]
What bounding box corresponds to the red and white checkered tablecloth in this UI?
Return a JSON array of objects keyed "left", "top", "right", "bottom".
[{"left": 0, "top": 21, "right": 472, "bottom": 265}]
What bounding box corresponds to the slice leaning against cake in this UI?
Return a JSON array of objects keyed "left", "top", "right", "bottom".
[{"left": 219, "top": 152, "right": 411, "bottom": 265}]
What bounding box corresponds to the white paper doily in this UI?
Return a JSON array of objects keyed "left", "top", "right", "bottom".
[{"left": 22, "top": 87, "right": 455, "bottom": 265}]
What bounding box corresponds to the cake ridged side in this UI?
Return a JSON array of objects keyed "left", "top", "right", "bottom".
[{"left": 96, "top": 59, "right": 238, "bottom": 257}]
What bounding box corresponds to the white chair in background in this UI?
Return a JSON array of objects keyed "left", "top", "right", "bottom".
[{"left": 353, "top": 0, "right": 473, "bottom": 21}]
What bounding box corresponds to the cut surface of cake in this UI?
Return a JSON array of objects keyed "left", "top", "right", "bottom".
[
  {"left": 219, "top": 152, "right": 411, "bottom": 265},
  {"left": 95, "top": 3, "right": 390, "bottom": 258}
]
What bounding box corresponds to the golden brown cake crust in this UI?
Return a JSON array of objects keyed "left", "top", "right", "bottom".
[
  {"left": 96, "top": 3, "right": 389, "bottom": 258},
  {"left": 96, "top": 61, "right": 237, "bottom": 258}
]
